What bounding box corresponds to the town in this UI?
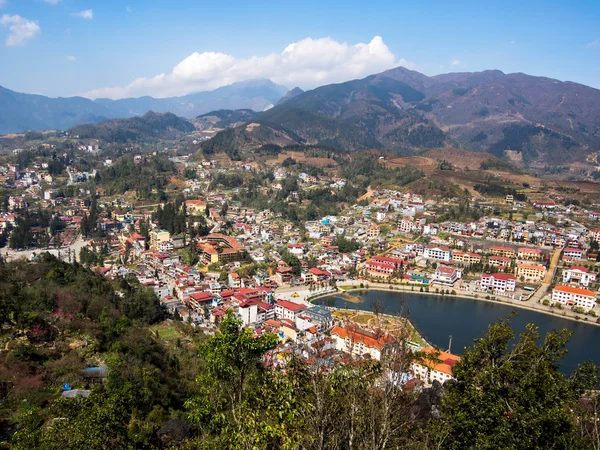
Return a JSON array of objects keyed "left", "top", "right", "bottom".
[{"left": 2, "top": 140, "right": 600, "bottom": 388}]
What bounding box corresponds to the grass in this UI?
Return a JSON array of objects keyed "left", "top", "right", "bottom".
[{"left": 149, "top": 322, "right": 184, "bottom": 344}]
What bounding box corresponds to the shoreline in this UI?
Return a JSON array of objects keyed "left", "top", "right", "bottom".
[{"left": 310, "top": 285, "right": 600, "bottom": 328}]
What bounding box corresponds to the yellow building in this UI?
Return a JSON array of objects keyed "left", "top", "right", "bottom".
[
  {"left": 516, "top": 264, "right": 547, "bottom": 282},
  {"left": 150, "top": 229, "right": 170, "bottom": 250}
]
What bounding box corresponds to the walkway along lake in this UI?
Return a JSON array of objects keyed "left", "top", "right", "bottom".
[{"left": 314, "top": 290, "right": 600, "bottom": 375}]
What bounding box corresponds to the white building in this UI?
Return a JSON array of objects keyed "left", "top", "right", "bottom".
[
  {"left": 410, "top": 347, "right": 460, "bottom": 387},
  {"left": 479, "top": 273, "right": 516, "bottom": 293},
  {"left": 274, "top": 300, "right": 306, "bottom": 321},
  {"left": 563, "top": 266, "right": 597, "bottom": 287},
  {"left": 423, "top": 245, "right": 452, "bottom": 262},
  {"left": 330, "top": 325, "right": 392, "bottom": 361},
  {"left": 552, "top": 286, "right": 597, "bottom": 311},
  {"left": 432, "top": 265, "right": 460, "bottom": 287}
]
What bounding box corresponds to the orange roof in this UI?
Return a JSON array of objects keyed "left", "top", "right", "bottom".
[
  {"left": 418, "top": 347, "right": 461, "bottom": 376},
  {"left": 554, "top": 285, "right": 596, "bottom": 297},
  {"left": 331, "top": 325, "right": 393, "bottom": 351}
]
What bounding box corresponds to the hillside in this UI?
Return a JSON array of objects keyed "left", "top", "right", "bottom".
[
  {"left": 380, "top": 67, "right": 600, "bottom": 165},
  {"left": 70, "top": 111, "right": 196, "bottom": 143},
  {"left": 0, "top": 85, "right": 114, "bottom": 135},
  {"left": 199, "top": 67, "right": 600, "bottom": 168},
  {"left": 195, "top": 109, "right": 259, "bottom": 129}
]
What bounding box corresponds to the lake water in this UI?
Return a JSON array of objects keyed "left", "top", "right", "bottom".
[{"left": 314, "top": 290, "right": 600, "bottom": 374}]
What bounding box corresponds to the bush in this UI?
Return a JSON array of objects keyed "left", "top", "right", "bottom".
[{"left": 543, "top": 299, "right": 550, "bottom": 306}]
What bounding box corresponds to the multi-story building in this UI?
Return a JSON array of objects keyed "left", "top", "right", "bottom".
[
  {"left": 517, "top": 248, "right": 543, "bottom": 260},
  {"left": 452, "top": 251, "right": 482, "bottom": 265},
  {"left": 592, "top": 229, "right": 600, "bottom": 243},
  {"left": 488, "top": 256, "right": 512, "bottom": 268},
  {"left": 150, "top": 229, "right": 170, "bottom": 250},
  {"left": 563, "top": 248, "right": 584, "bottom": 260},
  {"left": 410, "top": 347, "right": 461, "bottom": 386},
  {"left": 489, "top": 246, "right": 516, "bottom": 258},
  {"left": 552, "top": 286, "right": 597, "bottom": 311},
  {"left": 432, "top": 265, "right": 460, "bottom": 287},
  {"left": 274, "top": 300, "right": 307, "bottom": 321},
  {"left": 516, "top": 264, "right": 547, "bottom": 282},
  {"left": 369, "top": 224, "right": 381, "bottom": 238},
  {"left": 330, "top": 325, "right": 393, "bottom": 361},
  {"left": 366, "top": 261, "right": 395, "bottom": 279},
  {"left": 423, "top": 245, "right": 452, "bottom": 262},
  {"left": 479, "top": 273, "right": 516, "bottom": 293},
  {"left": 562, "top": 266, "right": 597, "bottom": 287}
]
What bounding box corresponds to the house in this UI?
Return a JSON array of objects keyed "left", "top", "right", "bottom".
[
  {"left": 479, "top": 273, "right": 516, "bottom": 293},
  {"left": 228, "top": 272, "right": 241, "bottom": 289},
  {"left": 274, "top": 300, "right": 306, "bottom": 321},
  {"left": 371, "top": 256, "right": 406, "bottom": 270},
  {"left": 238, "top": 301, "right": 258, "bottom": 326},
  {"left": 552, "top": 286, "right": 597, "bottom": 311},
  {"left": 432, "top": 265, "right": 460, "bottom": 287},
  {"left": 562, "top": 266, "right": 597, "bottom": 287},
  {"left": 369, "top": 224, "right": 381, "bottom": 238},
  {"left": 516, "top": 264, "right": 547, "bottom": 282},
  {"left": 287, "top": 243, "right": 305, "bottom": 257},
  {"left": 410, "top": 347, "right": 460, "bottom": 386},
  {"left": 307, "top": 268, "right": 331, "bottom": 284},
  {"left": 330, "top": 325, "right": 393, "bottom": 361},
  {"left": 295, "top": 306, "right": 333, "bottom": 332},
  {"left": 423, "top": 245, "right": 452, "bottom": 262},
  {"left": 592, "top": 229, "right": 600, "bottom": 243}
]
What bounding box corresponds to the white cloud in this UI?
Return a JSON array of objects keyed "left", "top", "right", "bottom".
[
  {"left": 451, "top": 59, "right": 461, "bottom": 66},
  {"left": 0, "top": 14, "right": 41, "bottom": 46},
  {"left": 66, "top": 55, "right": 76, "bottom": 61},
  {"left": 71, "top": 9, "right": 93, "bottom": 20},
  {"left": 43, "top": 0, "right": 62, "bottom": 5},
  {"left": 587, "top": 39, "right": 599, "bottom": 48},
  {"left": 83, "top": 36, "right": 413, "bottom": 99}
]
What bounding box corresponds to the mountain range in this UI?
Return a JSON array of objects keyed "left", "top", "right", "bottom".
[
  {"left": 0, "top": 79, "right": 287, "bottom": 135},
  {"left": 200, "top": 67, "right": 600, "bottom": 167},
  {"left": 2, "top": 67, "right": 600, "bottom": 167}
]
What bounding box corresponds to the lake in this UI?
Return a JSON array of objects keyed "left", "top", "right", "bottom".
[{"left": 314, "top": 290, "right": 600, "bottom": 374}]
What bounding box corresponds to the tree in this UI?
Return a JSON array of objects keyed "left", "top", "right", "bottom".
[{"left": 427, "top": 318, "right": 598, "bottom": 449}]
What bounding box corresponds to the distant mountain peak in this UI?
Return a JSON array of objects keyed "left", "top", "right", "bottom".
[{"left": 276, "top": 87, "right": 304, "bottom": 105}]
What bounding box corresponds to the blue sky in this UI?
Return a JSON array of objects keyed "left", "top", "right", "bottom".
[{"left": 0, "top": 0, "right": 599, "bottom": 98}]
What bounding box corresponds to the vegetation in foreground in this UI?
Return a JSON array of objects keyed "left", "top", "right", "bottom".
[{"left": 0, "top": 255, "right": 599, "bottom": 449}]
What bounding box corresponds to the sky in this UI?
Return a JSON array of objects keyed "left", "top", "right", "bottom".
[{"left": 0, "top": 0, "right": 599, "bottom": 99}]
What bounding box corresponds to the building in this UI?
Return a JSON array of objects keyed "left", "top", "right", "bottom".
[
  {"left": 452, "top": 251, "right": 482, "bottom": 265},
  {"left": 552, "top": 286, "right": 597, "bottom": 311},
  {"left": 410, "top": 347, "right": 461, "bottom": 386},
  {"left": 563, "top": 248, "right": 584, "bottom": 260},
  {"left": 517, "top": 248, "right": 543, "bottom": 260},
  {"left": 366, "top": 261, "right": 395, "bottom": 279},
  {"left": 371, "top": 256, "right": 406, "bottom": 270},
  {"left": 369, "top": 224, "right": 381, "bottom": 238},
  {"left": 432, "top": 265, "right": 460, "bottom": 287},
  {"left": 423, "top": 245, "right": 452, "bottom": 262},
  {"left": 488, "top": 256, "right": 512, "bottom": 268},
  {"left": 274, "top": 300, "right": 306, "bottom": 321},
  {"left": 592, "top": 229, "right": 600, "bottom": 243},
  {"left": 150, "top": 229, "right": 170, "bottom": 250},
  {"left": 295, "top": 306, "right": 333, "bottom": 332},
  {"left": 306, "top": 268, "right": 331, "bottom": 284},
  {"left": 330, "top": 325, "right": 393, "bottom": 361},
  {"left": 562, "top": 266, "right": 597, "bottom": 287},
  {"left": 198, "top": 233, "right": 245, "bottom": 264},
  {"left": 516, "top": 264, "right": 547, "bottom": 283},
  {"left": 479, "top": 273, "right": 516, "bottom": 293},
  {"left": 489, "top": 246, "right": 516, "bottom": 258}
]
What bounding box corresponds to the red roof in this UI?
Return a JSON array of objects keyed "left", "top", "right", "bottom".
[
  {"left": 482, "top": 273, "right": 515, "bottom": 281},
  {"left": 276, "top": 300, "right": 306, "bottom": 312}
]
